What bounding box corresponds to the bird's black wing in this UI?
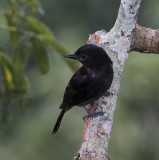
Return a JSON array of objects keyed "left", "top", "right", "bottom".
[{"left": 60, "top": 67, "right": 98, "bottom": 109}]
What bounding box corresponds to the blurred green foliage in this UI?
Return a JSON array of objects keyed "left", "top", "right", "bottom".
[
  {"left": 0, "top": 0, "right": 159, "bottom": 160},
  {"left": 0, "top": 0, "right": 68, "bottom": 122}
]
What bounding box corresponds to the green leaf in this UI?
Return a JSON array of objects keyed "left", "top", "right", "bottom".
[
  {"left": 12, "top": 70, "right": 29, "bottom": 93},
  {"left": 35, "top": 36, "right": 68, "bottom": 56},
  {"left": 51, "top": 40, "right": 68, "bottom": 54},
  {"left": 3, "top": 64, "right": 15, "bottom": 90},
  {"left": 0, "top": 51, "right": 29, "bottom": 93},
  {"left": 11, "top": 38, "right": 31, "bottom": 93},
  {"left": 20, "top": 15, "right": 54, "bottom": 39},
  {"left": 5, "top": 15, "right": 19, "bottom": 43},
  {"left": 19, "top": 0, "right": 41, "bottom": 13},
  {"left": 12, "top": 42, "right": 23, "bottom": 70},
  {"left": 0, "top": 52, "right": 15, "bottom": 91},
  {"left": 12, "top": 36, "right": 32, "bottom": 70},
  {"left": 6, "top": 0, "right": 17, "bottom": 13},
  {"left": 0, "top": 51, "right": 12, "bottom": 66},
  {"left": 33, "top": 38, "right": 49, "bottom": 74}
]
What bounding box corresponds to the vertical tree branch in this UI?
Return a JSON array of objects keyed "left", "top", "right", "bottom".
[{"left": 74, "top": 0, "right": 142, "bottom": 160}]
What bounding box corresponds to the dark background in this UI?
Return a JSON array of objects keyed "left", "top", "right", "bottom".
[{"left": 0, "top": 0, "right": 159, "bottom": 160}]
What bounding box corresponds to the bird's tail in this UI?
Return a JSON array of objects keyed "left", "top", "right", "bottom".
[{"left": 52, "top": 109, "right": 66, "bottom": 134}]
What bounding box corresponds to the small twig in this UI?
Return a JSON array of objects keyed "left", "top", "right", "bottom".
[{"left": 0, "top": 24, "right": 34, "bottom": 37}]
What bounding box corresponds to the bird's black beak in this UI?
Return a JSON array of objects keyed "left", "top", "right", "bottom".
[{"left": 65, "top": 53, "right": 77, "bottom": 60}]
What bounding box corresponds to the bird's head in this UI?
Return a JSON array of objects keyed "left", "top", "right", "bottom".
[{"left": 65, "top": 44, "right": 112, "bottom": 69}]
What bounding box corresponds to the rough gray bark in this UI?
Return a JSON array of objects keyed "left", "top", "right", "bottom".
[
  {"left": 74, "top": 0, "right": 159, "bottom": 160},
  {"left": 131, "top": 24, "right": 159, "bottom": 53}
]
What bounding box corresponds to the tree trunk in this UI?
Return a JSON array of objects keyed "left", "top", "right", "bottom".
[{"left": 73, "top": 0, "right": 159, "bottom": 159}]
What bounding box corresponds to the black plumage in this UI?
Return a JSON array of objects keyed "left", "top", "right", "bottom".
[{"left": 53, "top": 44, "right": 113, "bottom": 134}]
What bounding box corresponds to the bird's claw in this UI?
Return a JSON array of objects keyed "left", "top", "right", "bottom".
[{"left": 83, "top": 111, "right": 104, "bottom": 121}]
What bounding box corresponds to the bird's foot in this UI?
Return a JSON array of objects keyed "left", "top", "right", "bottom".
[
  {"left": 82, "top": 106, "right": 91, "bottom": 114},
  {"left": 83, "top": 111, "right": 104, "bottom": 121}
]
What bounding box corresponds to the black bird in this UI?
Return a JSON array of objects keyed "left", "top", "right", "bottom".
[{"left": 53, "top": 44, "right": 113, "bottom": 134}]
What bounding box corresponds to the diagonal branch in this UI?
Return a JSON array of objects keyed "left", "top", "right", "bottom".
[{"left": 131, "top": 24, "right": 159, "bottom": 53}]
